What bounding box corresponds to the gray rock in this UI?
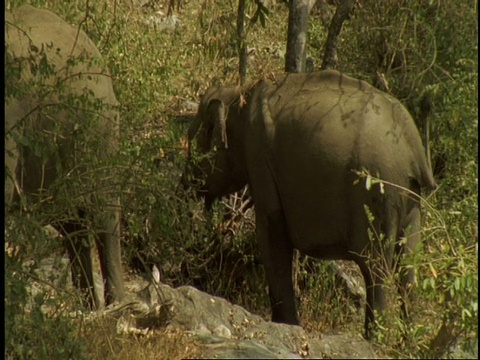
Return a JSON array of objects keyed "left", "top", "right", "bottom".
[
  {"left": 213, "top": 324, "right": 232, "bottom": 338},
  {"left": 144, "top": 14, "right": 180, "bottom": 32},
  {"left": 101, "top": 276, "right": 378, "bottom": 358}
]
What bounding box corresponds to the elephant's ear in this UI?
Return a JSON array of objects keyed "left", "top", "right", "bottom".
[{"left": 207, "top": 98, "right": 228, "bottom": 151}]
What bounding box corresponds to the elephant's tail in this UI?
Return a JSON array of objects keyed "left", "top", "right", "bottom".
[
  {"left": 422, "top": 166, "right": 437, "bottom": 192},
  {"left": 419, "top": 94, "right": 437, "bottom": 192}
]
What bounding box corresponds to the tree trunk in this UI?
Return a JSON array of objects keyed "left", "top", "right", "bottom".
[
  {"left": 237, "top": 0, "right": 247, "bottom": 85},
  {"left": 285, "top": 0, "right": 309, "bottom": 73},
  {"left": 321, "top": 0, "right": 356, "bottom": 70}
]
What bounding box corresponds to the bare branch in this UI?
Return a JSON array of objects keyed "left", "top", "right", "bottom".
[{"left": 321, "top": 0, "right": 356, "bottom": 70}]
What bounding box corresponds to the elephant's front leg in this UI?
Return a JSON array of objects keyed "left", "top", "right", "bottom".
[
  {"left": 256, "top": 208, "right": 298, "bottom": 325},
  {"left": 95, "top": 202, "right": 125, "bottom": 306},
  {"left": 63, "top": 220, "right": 100, "bottom": 310}
]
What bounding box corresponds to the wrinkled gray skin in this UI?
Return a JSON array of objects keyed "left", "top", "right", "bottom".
[
  {"left": 181, "top": 70, "right": 436, "bottom": 339},
  {"left": 5, "top": 5, "right": 125, "bottom": 309}
]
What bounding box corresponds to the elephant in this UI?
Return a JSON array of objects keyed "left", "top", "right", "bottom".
[
  {"left": 5, "top": 5, "right": 125, "bottom": 309},
  {"left": 181, "top": 70, "right": 437, "bottom": 339}
]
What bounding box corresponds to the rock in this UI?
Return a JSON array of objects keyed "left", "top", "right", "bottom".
[
  {"left": 100, "top": 274, "right": 378, "bottom": 359},
  {"left": 213, "top": 324, "right": 232, "bottom": 338},
  {"left": 144, "top": 14, "right": 181, "bottom": 32},
  {"left": 309, "top": 333, "right": 378, "bottom": 359},
  {"left": 18, "top": 251, "right": 380, "bottom": 358},
  {"left": 331, "top": 260, "right": 365, "bottom": 312}
]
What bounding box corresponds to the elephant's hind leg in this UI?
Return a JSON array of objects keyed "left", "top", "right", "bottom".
[
  {"left": 396, "top": 204, "right": 421, "bottom": 322},
  {"left": 61, "top": 215, "right": 101, "bottom": 310},
  {"left": 351, "top": 205, "right": 395, "bottom": 339},
  {"left": 356, "top": 258, "right": 376, "bottom": 340}
]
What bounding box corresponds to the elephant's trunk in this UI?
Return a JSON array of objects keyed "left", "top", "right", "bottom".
[{"left": 177, "top": 113, "right": 204, "bottom": 196}]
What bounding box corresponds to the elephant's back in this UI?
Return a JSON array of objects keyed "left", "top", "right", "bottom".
[
  {"left": 6, "top": 5, "right": 116, "bottom": 106},
  {"left": 259, "top": 70, "right": 435, "bottom": 191},
  {"left": 6, "top": 5, "right": 101, "bottom": 61},
  {"left": 6, "top": 4, "right": 119, "bottom": 118},
  {"left": 355, "top": 92, "right": 436, "bottom": 191}
]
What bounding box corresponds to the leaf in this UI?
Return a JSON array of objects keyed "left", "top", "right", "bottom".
[
  {"left": 251, "top": 2, "right": 269, "bottom": 28},
  {"left": 429, "top": 262, "right": 438, "bottom": 278},
  {"left": 29, "top": 44, "right": 39, "bottom": 53},
  {"left": 34, "top": 143, "right": 44, "bottom": 157},
  {"left": 379, "top": 181, "right": 385, "bottom": 194},
  {"left": 251, "top": 8, "right": 260, "bottom": 24},
  {"left": 461, "top": 308, "right": 471, "bottom": 321},
  {"left": 19, "top": 136, "right": 31, "bottom": 147},
  {"left": 365, "top": 174, "right": 372, "bottom": 190},
  {"left": 454, "top": 277, "right": 460, "bottom": 291}
]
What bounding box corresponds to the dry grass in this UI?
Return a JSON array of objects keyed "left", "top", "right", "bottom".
[{"left": 84, "top": 316, "right": 202, "bottom": 359}]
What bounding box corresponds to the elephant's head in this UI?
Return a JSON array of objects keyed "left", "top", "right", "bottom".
[{"left": 180, "top": 85, "right": 248, "bottom": 210}]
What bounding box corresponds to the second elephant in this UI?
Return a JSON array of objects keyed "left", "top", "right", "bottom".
[{"left": 5, "top": 5, "right": 125, "bottom": 309}]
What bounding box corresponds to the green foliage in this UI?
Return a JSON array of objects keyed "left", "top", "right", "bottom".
[
  {"left": 5, "top": 221, "right": 88, "bottom": 359},
  {"left": 122, "top": 159, "right": 269, "bottom": 313},
  {"left": 5, "top": 286, "right": 89, "bottom": 360},
  {"left": 251, "top": 0, "right": 270, "bottom": 28}
]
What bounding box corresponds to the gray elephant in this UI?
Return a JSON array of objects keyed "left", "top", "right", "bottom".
[
  {"left": 181, "top": 70, "right": 436, "bottom": 338},
  {"left": 5, "top": 5, "right": 125, "bottom": 309}
]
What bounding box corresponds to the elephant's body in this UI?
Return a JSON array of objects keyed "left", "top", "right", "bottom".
[
  {"left": 5, "top": 5, "right": 124, "bottom": 308},
  {"left": 246, "top": 72, "right": 435, "bottom": 256},
  {"left": 183, "top": 70, "right": 436, "bottom": 338}
]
